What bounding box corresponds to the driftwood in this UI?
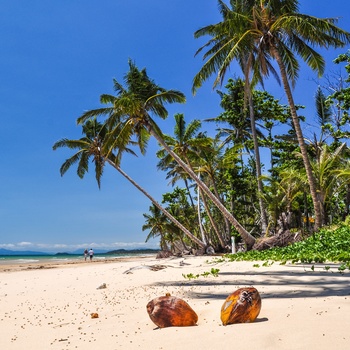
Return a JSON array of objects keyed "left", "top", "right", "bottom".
[
  {"left": 123, "top": 264, "right": 167, "bottom": 274},
  {"left": 122, "top": 258, "right": 191, "bottom": 274},
  {"left": 253, "top": 229, "right": 301, "bottom": 251},
  {"left": 156, "top": 250, "right": 173, "bottom": 259}
]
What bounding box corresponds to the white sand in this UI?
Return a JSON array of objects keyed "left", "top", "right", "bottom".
[{"left": 0, "top": 256, "right": 349, "bottom": 350}]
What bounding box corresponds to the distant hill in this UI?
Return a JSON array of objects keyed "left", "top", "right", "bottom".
[
  {"left": 70, "top": 249, "right": 109, "bottom": 255},
  {"left": 0, "top": 248, "right": 159, "bottom": 256},
  {"left": 71, "top": 248, "right": 159, "bottom": 255},
  {"left": 0, "top": 248, "right": 51, "bottom": 256}
]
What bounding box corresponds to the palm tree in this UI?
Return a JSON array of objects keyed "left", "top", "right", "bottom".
[
  {"left": 308, "top": 143, "right": 346, "bottom": 225},
  {"left": 107, "top": 161, "right": 206, "bottom": 248},
  {"left": 142, "top": 205, "right": 171, "bottom": 251},
  {"left": 216, "top": 77, "right": 269, "bottom": 233},
  {"left": 193, "top": 0, "right": 350, "bottom": 230},
  {"left": 53, "top": 119, "right": 206, "bottom": 249},
  {"left": 156, "top": 113, "right": 208, "bottom": 208},
  {"left": 52, "top": 119, "right": 106, "bottom": 188},
  {"left": 158, "top": 114, "right": 211, "bottom": 165},
  {"left": 76, "top": 60, "right": 256, "bottom": 249},
  {"left": 194, "top": 2, "right": 273, "bottom": 234},
  {"left": 195, "top": 137, "right": 232, "bottom": 248},
  {"left": 263, "top": 168, "right": 304, "bottom": 231},
  {"left": 157, "top": 114, "right": 227, "bottom": 248},
  {"left": 143, "top": 204, "right": 193, "bottom": 253}
]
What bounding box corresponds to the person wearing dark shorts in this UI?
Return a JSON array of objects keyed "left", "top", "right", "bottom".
[{"left": 89, "top": 248, "right": 94, "bottom": 261}]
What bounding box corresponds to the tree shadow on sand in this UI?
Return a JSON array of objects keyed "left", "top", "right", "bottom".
[{"left": 149, "top": 264, "right": 350, "bottom": 300}]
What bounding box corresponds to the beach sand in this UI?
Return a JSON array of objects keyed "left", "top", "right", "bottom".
[{"left": 0, "top": 255, "right": 349, "bottom": 350}]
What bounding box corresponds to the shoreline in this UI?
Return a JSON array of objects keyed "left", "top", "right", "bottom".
[
  {"left": 1, "top": 255, "right": 349, "bottom": 349},
  {"left": 0, "top": 254, "right": 156, "bottom": 273}
]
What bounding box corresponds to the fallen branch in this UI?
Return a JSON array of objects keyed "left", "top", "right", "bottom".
[{"left": 123, "top": 264, "right": 167, "bottom": 274}]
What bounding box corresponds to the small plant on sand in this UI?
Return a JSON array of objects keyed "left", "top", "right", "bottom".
[
  {"left": 182, "top": 268, "right": 220, "bottom": 280},
  {"left": 182, "top": 273, "right": 200, "bottom": 280},
  {"left": 338, "top": 262, "right": 350, "bottom": 274},
  {"left": 209, "top": 268, "right": 220, "bottom": 277}
]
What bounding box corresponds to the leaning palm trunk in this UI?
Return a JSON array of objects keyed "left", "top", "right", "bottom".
[
  {"left": 210, "top": 172, "right": 232, "bottom": 245},
  {"left": 105, "top": 158, "right": 206, "bottom": 249},
  {"left": 204, "top": 172, "right": 230, "bottom": 249},
  {"left": 147, "top": 122, "right": 256, "bottom": 249},
  {"left": 201, "top": 192, "right": 227, "bottom": 249},
  {"left": 273, "top": 49, "right": 322, "bottom": 230}
]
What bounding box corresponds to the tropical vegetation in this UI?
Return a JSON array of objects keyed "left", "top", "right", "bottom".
[
  {"left": 220, "top": 224, "right": 350, "bottom": 272},
  {"left": 53, "top": 1, "right": 350, "bottom": 257}
]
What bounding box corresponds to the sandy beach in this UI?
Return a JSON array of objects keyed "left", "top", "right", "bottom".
[{"left": 0, "top": 255, "right": 349, "bottom": 350}]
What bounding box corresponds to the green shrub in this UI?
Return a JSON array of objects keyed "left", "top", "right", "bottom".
[{"left": 223, "top": 225, "right": 350, "bottom": 272}]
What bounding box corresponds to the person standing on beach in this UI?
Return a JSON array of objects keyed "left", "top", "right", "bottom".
[
  {"left": 84, "top": 249, "right": 88, "bottom": 261},
  {"left": 89, "top": 248, "right": 94, "bottom": 261}
]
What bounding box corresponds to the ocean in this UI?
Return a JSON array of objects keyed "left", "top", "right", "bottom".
[{"left": 0, "top": 251, "right": 157, "bottom": 266}]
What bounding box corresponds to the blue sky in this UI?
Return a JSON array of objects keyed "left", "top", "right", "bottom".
[{"left": 1, "top": 1, "right": 349, "bottom": 253}]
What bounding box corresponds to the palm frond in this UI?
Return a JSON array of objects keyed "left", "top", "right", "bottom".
[
  {"left": 53, "top": 138, "right": 91, "bottom": 150},
  {"left": 76, "top": 107, "right": 114, "bottom": 125},
  {"left": 77, "top": 152, "right": 90, "bottom": 179},
  {"left": 59, "top": 150, "right": 84, "bottom": 176}
]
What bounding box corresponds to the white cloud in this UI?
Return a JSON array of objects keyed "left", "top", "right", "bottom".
[
  {"left": 0, "top": 240, "right": 159, "bottom": 253},
  {"left": 17, "top": 242, "right": 33, "bottom": 247},
  {"left": 0, "top": 243, "right": 16, "bottom": 249}
]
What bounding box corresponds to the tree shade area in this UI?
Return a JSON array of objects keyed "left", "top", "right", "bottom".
[{"left": 54, "top": 1, "right": 350, "bottom": 256}]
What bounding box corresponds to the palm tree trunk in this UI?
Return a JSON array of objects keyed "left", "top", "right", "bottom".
[
  {"left": 243, "top": 53, "right": 268, "bottom": 234},
  {"left": 273, "top": 48, "right": 322, "bottom": 231},
  {"left": 203, "top": 169, "right": 230, "bottom": 248},
  {"left": 346, "top": 184, "right": 350, "bottom": 219},
  {"left": 209, "top": 172, "right": 231, "bottom": 245},
  {"left": 184, "top": 178, "right": 195, "bottom": 208},
  {"left": 197, "top": 179, "right": 207, "bottom": 245},
  {"left": 147, "top": 125, "right": 256, "bottom": 250},
  {"left": 201, "top": 192, "right": 226, "bottom": 249},
  {"left": 246, "top": 81, "right": 269, "bottom": 234},
  {"left": 160, "top": 237, "right": 169, "bottom": 251},
  {"left": 105, "top": 159, "right": 206, "bottom": 248}
]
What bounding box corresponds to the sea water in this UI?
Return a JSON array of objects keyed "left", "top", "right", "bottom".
[{"left": 0, "top": 252, "right": 156, "bottom": 265}]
